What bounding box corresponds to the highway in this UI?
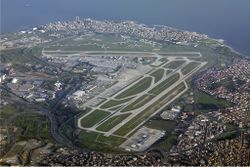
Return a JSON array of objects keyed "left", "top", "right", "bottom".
[
  {"left": 2, "top": 80, "right": 89, "bottom": 153},
  {"left": 47, "top": 80, "right": 91, "bottom": 151}
]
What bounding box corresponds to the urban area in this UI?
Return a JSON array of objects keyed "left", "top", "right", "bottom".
[{"left": 0, "top": 18, "right": 249, "bottom": 166}]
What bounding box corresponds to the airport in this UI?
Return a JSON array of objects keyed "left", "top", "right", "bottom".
[{"left": 54, "top": 51, "right": 208, "bottom": 151}]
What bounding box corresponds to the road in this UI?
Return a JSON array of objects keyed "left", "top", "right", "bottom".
[
  {"left": 47, "top": 80, "right": 90, "bottom": 151},
  {"left": 2, "top": 80, "right": 88, "bottom": 152}
]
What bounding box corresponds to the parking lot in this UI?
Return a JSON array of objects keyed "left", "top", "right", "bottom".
[{"left": 120, "top": 126, "right": 165, "bottom": 152}]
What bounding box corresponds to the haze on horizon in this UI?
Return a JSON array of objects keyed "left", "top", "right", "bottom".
[{"left": 1, "top": 0, "right": 250, "bottom": 55}]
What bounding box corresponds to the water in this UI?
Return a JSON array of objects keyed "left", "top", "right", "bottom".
[{"left": 1, "top": 0, "right": 250, "bottom": 56}]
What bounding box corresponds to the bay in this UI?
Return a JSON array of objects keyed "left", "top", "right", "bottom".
[{"left": 1, "top": 0, "right": 250, "bottom": 55}]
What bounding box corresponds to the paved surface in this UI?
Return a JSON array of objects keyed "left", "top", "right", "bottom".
[
  {"left": 120, "top": 126, "right": 165, "bottom": 151},
  {"left": 43, "top": 50, "right": 202, "bottom": 58},
  {"left": 77, "top": 52, "right": 207, "bottom": 140}
]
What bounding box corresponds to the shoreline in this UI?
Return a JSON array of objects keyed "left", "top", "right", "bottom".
[{"left": 1, "top": 18, "right": 249, "bottom": 57}]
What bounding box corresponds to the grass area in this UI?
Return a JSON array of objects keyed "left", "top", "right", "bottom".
[
  {"left": 150, "top": 68, "right": 165, "bottom": 83},
  {"left": 159, "top": 58, "right": 168, "bottom": 62},
  {"left": 74, "top": 130, "right": 126, "bottom": 152},
  {"left": 163, "top": 60, "right": 185, "bottom": 69},
  {"left": 108, "top": 105, "right": 123, "bottom": 111},
  {"left": 165, "top": 70, "right": 172, "bottom": 76},
  {"left": 96, "top": 113, "right": 131, "bottom": 132},
  {"left": 155, "top": 133, "right": 177, "bottom": 151},
  {"left": 215, "top": 131, "right": 240, "bottom": 141},
  {"left": 59, "top": 119, "right": 75, "bottom": 141},
  {"left": 45, "top": 34, "right": 158, "bottom": 52},
  {"left": 60, "top": 119, "right": 126, "bottom": 152},
  {"left": 149, "top": 73, "right": 180, "bottom": 95},
  {"left": 145, "top": 119, "right": 176, "bottom": 131},
  {"left": 2, "top": 144, "right": 25, "bottom": 158},
  {"left": 159, "top": 58, "right": 168, "bottom": 65},
  {"left": 59, "top": 43, "right": 155, "bottom": 52},
  {"left": 0, "top": 47, "right": 45, "bottom": 65},
  {"left": 0, "top": 48, "right": 33, "bottom": 64},
  {"left": 0, "top": 105, "right": 18, "bottom": 124},
  {"left": 181, "top": 62, "right": 200, "bottom": 75},
  {"left": 195, "top": 91, "right": 234, "bottom": 111},
  {"left": 96, "top": 134, "right": 127, "bottom": 148},
  {"left": 116, "top": 77, "right": 152, "bottom": 99},
  {"left": 80, "top": 109, "right": 110, "bottom": 128},
  {"left": 100, "top": 97, "right": 133, "bottom": 109},
  {"left": 159, "top": 52, "right": 199, "bottom": 57},
  {"left": 208, "top": 77, "right": 237, "bottom": 92},
  {"left": 46, "top": 44, "right": 104, "bottom": 51},
  {"left": 114, "top": 82, "right": 186, "bottom": 136},
  {"left": 14, "top": 113, "right": 53, "bottom": 142},
  {"left": 225, "top": 123, "right": 240, "bottom": 131},
  {"left": 182, "top": 104, "right": 194, "bottom": 112},
  {"left": 43, "top": 51, "right": 79, "bottom": 55},
  {"left": 120, "top": 94, "right": 155, "bottom": 112}
]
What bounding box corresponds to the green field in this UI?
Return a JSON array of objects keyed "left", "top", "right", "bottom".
[
  {"left": 155, "top": 133, "right": 178, "bottom": 151},
  {"left": 80, "top": 110, "right": 110, "bottom": 128},
  {"left": 0, "top": 48, "right": 39, "bottom": 64},
  {"left": 165, "top": 70, "right": 172, "bottom": 76},
  {"left": 0, "top": 105, "right": 18, "bottom": 124},
  {"left": 181, "top": 62, "right": 200, "bottom": 75},
  {"left": 100, "top": 97, "right": 133, "bottom": 109},
  {"left": 46, "top": 44, "right": 105, "bottom": 52},
  {"left": 2, "top": 144, "right": 25, "bottom": 158},
  {"left": 108, "top": 105, "right": 123, "bottom": 111},
  {"left": 149, "top": 73, "right": 180, "bottom": 95},
  {"left": 46, "top": 44, "right": 156, "bottom": 52},
  {"left": 14, "top": 113, "right": 52, "bottom": 142},
  {"left": 43, "top": 51, "right": 79, "bottom": 55},
  {"left": 114, "top": 82, "right": 186, "bottom": 136},
  {"left": 145, "top": 119, "right": 176, "bottom": 131},
  {"left": 120, "top": 94, "right": 155, "bottom": 112},
  {"left": 150, "top": 68, "right": 165, "bottom": 83},
  {"left": 96, "top": 113, "right": 131, "bottom": 132},
  {"left": 74, "top": 130, "right": 126, "bottom": 152},
  {"left": 163, "top": 60, "right": 186, "bottom": 69},
  {"left": 159, "top": 53, "right": 199, "bottom": 57},
  {"left": 60, "top": 119, "right": 126, "bottom": 152},
  {"left": 0, "top": 48, "right": 48, "bottom": 73},
  {"left": 159, "top": 58, "right": 168, "bottom": 64},
  {"left": 195, "top": 91, "right": 234, "bottom": 111},
  {"left": 44, "top": 34, "right": 159, "bottom": 52},
  {"left": 116, "top": 77, "right": 152, "bottom": 99}
]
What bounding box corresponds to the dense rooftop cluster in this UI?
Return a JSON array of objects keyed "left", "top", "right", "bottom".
[
  {"left": 173, "top": 114, "right": 225, "bottom": 152},
  {"left": 38, "top": 152, "right": 163, "bottom": 166},
  {"left": 196, "top": 58, "right": 250, "bottom": 127},
  {"left": 0, "top": 62, "right": 66, "bottom": 103},
  {"left": 1, "top": 17, "right": 249, "bottom": 166},
  {"left": 167, "top": 131, "right": 250, "bottom": 166},
  {"left": 43, "top": 18, "right": 208, "bottom": 44},
  {"left": 162, "top": 58, "right": 250, "bottom": 166}
]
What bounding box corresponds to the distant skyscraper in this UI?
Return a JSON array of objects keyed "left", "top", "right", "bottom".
[{"left": 76, "top": 16, "right": 80, "bottom": 23}]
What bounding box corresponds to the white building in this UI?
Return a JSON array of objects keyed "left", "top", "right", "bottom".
[
  {"left": 0, "top": 74, "right": 6, "bottom": 83},
  {"left": 71, "top": 90, "right": 85, "bottom": 100},
  {"left": 11, "top": 78, "right": 18, "bottom": 83}
]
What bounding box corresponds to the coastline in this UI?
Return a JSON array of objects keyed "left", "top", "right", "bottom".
[{"left": 1, "top": 18, "right": 248, "bottom": 58}]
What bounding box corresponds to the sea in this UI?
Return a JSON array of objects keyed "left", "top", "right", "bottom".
[{"left": 1, "top": 0, "right": 250, "bottom": 56}]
